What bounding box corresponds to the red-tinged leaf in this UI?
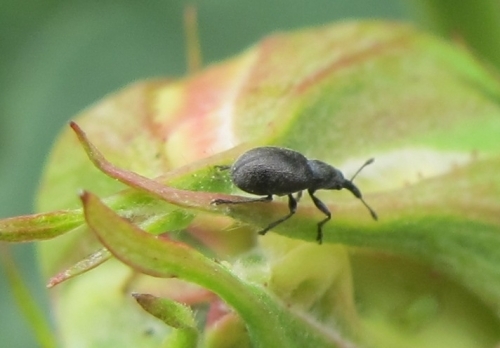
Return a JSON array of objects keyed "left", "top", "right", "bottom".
[
  {"left": 70, "top": 121, "right": 229, "bottom": 209},
  {"left": 46, "top": 247, "right": 111, "bottom": 288},
  {"left": 0, "top": 210, "right": 82, "bottom": 242},
  {"left": 81, "top": 191, "right": 358, "bottom": 348}
]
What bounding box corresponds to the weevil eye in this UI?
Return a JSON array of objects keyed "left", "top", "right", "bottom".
[{"left": 308, "top": 160, "right": 343, "bottom": 189}]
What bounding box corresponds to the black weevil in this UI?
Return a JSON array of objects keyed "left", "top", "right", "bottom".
[{"left": 212, "top": 146, "right": 377, "bottom": 244}]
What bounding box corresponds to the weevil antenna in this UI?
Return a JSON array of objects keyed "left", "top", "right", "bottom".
[
  {"left": 350, "top": 158, "right": 374, "bottom": 182},
  {"left": 345, "top": 158, "right": 377, "bottom": 220},
  {"left": 343, "top": 180, "right": 379, "bottom": 221},
  {"left": 360, "top": 197, "right": 378, "bottom": 220}
]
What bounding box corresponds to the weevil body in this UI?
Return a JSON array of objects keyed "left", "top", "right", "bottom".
[
  {"left": 213, "top": 146, "right": 377, "bottom": 243},
  {"left": 231, "top": 147, "right": 316, "bottom": 195}
]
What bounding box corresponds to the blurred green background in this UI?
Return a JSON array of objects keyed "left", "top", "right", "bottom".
[{"left": 0, "top": 0, "right": 466, "bottom": 346}]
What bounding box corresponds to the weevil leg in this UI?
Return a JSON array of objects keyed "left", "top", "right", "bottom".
[
  {"left": 214, "top": 165, "right": 231, "bottom": 171},
  {"left": 308, "top": 189, "right": 331, "bottom": 244},
  {"left": 295, "top": 190, "right": 303, "bottom": 202},
  {"left": 212, "top": 195, "right": 272, "bottom": 205},
  {"left": 258, "top": 194, "right": 297, "bottom": 236}
]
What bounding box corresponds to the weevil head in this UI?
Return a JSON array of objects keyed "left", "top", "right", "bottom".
[
  {"left": 307, "top": 160, "right": 345, "bottom": 191},
  {"left": 308, "top": 158, "right": 377, "bottom": 220},
  {"left": 342, "top": 179, "right": 362, "bottom": 198}
]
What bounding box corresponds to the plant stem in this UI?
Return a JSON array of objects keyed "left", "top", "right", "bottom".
[{"left": 0, "top": 244, "right": 57, "bottom": 348}]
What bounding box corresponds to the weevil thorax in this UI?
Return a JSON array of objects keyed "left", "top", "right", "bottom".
[{"left": 307, "top": 159, "right": 345, "bottom": 191}]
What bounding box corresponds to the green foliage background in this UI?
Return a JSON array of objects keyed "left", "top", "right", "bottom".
[{"left": 7, "top": 0, "right": 492, "bottom": 346}]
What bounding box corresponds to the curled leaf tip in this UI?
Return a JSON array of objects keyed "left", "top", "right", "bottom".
[
  {"left": 131, "top": 292, "right": 152, "bottom": 301},
  {"left": 132, "top": 293, "right": 156, "bottom": 304},
  {"left": 79, "top": 190, "right": 91, "bottom": 203},
  {"left": 46, "top": 276, "right": 61, "bottom": 289},
  {"left": 69, "top": 121, "right": 88, "bottom": 145}
]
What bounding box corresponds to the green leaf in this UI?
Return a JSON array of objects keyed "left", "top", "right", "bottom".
[
  {"left": 0, "top": 210, "right": 82, "bottom": 242},
  {"left": 81, "top": 191, "right": 357, "bottom": 348},
  {"left": 132, "top": 293, "right": 198, "bottom": 348}
]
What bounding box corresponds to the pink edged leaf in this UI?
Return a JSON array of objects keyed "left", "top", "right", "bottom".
[
  {"left": 46, "top": 247, "right": 112, "bottom": 288},
  {"left": 80, "top": 190, "right": 357, "bottom": 348},
  {"left": 70, "top": 121, "right": 222, "bottom": 209},
  {"left": 0, "top": 210, "right": 83, "bottom": 242},
  {"left": 70, "top": 121, "right": 284, "bottom": 213}
]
